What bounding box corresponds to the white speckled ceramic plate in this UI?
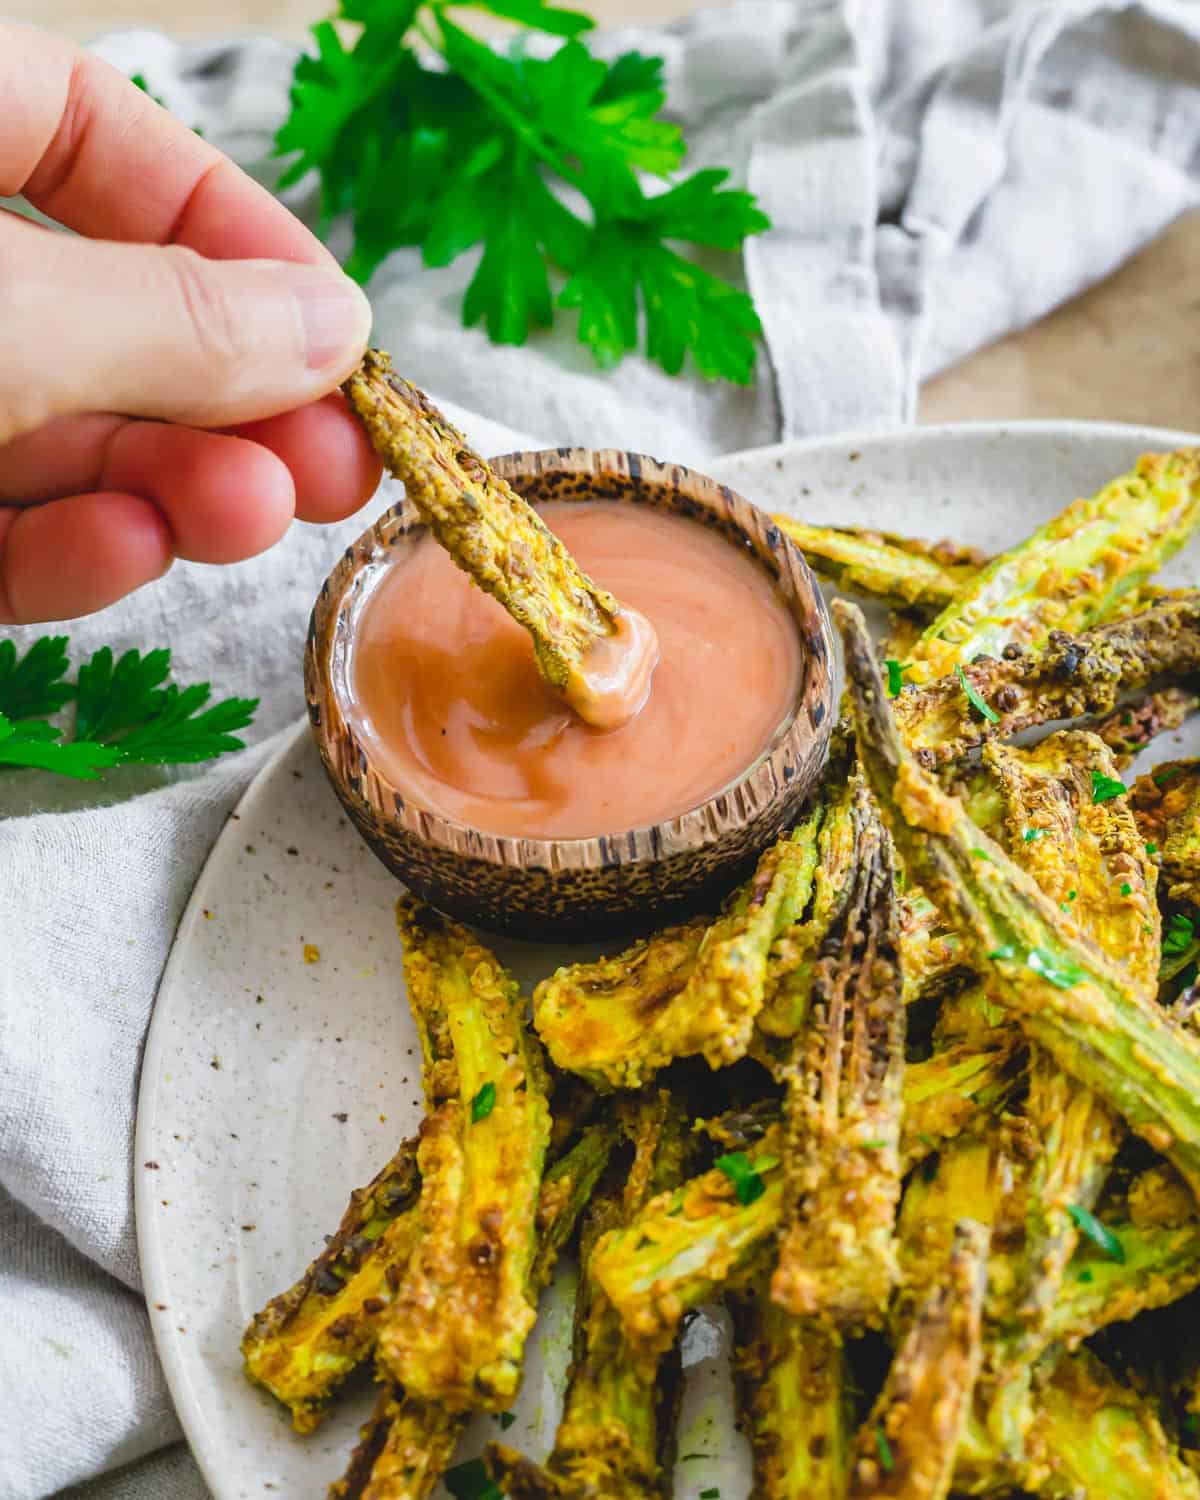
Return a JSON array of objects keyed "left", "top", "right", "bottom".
[{"left": 138, "top": 421, "right": 1200, "bottom": 1500}]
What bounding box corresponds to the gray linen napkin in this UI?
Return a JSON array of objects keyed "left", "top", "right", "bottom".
[{"left": 2, "top": 1, "right": 1200, "bottom": 1495}]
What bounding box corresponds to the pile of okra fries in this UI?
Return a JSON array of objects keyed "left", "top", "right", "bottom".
[{"left": 243, "top": 449, "right": 1200, "bottom": 1500}]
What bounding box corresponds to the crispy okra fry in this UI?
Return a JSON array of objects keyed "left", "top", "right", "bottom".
[
  {"left": 772, "top": 516, "right": 985, "bottom": 612},
  {"left": 589, "top": 1055, "right": 1011, "bottom": 1356},
  {"left": 848, "top": 1221, "right": 991, "bottom": 1500},
  {"left": 488, "top": 1091, "right": 692, "bottom": 1500},
  {"left": 837, "top": 598, "right": 1200, "bottom": 1196},
  {"left": 331, "top": 1121, "right": 617, "bottom": 1499},
  {"left": 893, "top": 593, "right": 1200, "bottom": 766},
  {"left": 1132, "top": 757, "right": 1200, "bottom": 908},
  {"left": 343, "top": 351, "right": 637, "bottom": 724},
  {"left": 328, "top": 1387, "right": 461, "bottom": 1500},
  {"left": 904, "top": 448, "right": 1200, "bottom": 684},
  {"left": 1042, "top": 1213, "right": 1200, "bottom": 1346},
  {"left": 376, "top": 907, "right": 551, "bottom": 1410},
  {"left": 535, "top": 816, "right": 821, "bottom": 1087},
  {"left": 1021, "top": 1347, "right": 1200, "bottom": 1500},
  {"left": 899, "top": 1033, "right": 1021, "bottom": 1166},
  {"left": 1094, "top": 686, "right": 1199, "bottom": 768},
  {"left": 731, "top": 1292, "right": 852, "bottom": 1500},
  {"left": 772, "top": 783, "right": 905, "bottom": 1327},
  {"left": 590, "top": 1125, "right": 785, "bottom": 1355},
  {"left": 241, "top": 1137, "right": 422, "bottom": 1432}
]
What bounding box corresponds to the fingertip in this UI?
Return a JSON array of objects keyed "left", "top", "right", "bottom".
[
  {"left": 0, "top": 492, "right": 172, "bottom": 624},
  {"left": 105, "top": 424, "right": 296, "bottom": 563},
  {"left": 232, "top": 393, "right": 383, "bottom": 525}
]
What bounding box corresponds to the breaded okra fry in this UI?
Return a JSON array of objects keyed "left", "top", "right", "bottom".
[
  {"left": 590, "top": 1125, "right": 785, "bottom": 1355},
  {"left": 731, "top": 1292, "right": 852, "bottom": 1500},
  {"left": 376, "top": 906, "right": 551, "bottom": 1410},
  {"left": 534, "top": 815, "right": 821, "bottom": 1087},
  {"left": 771, "top": 783, "right": 905, "bottom": 1328},
  {"left": 343, "top": 351, "right": 643, "bottom": 725},
  {"left": 894, "top": 593, "right": 1200, "bottom": 765},
  {"left": 1132, "top": 757, "right": 1200, "bottom": 908},
  {"left": 589, "top": 1055, "right": 1013, "bottom": 1357},
  {"left": 837, "top": 598, "right": 1200, "bottom": 1196},
  {"left": 1093, "top": 686, "right": 1199, "bottom": 768},
  {"left": 772, "top": 517, "right": 985, "bottom": 612},
  {"left": 903, "top": 449, "right": 1200, "bottom": 684},
  {"left": 849, "top": 1221, "right": 991, "bottom": 1500},
  {"left": 1021, "top": 1347, "right": 1200, "bottom": 1500},
  {"left": 487, "top": 1091, "right": 692, "bottom": 1500},
  {"left": 329, "top": 1389, "right": 461, "bottom": 1500},
  {"left": 241, "top": 1136, "right": 422, "bottom": 1432},
  {"left": 331, "top": 1121, "right": 618, "bottom": 1500}
]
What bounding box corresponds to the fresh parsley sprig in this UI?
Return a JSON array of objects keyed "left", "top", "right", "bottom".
[
  {"left": 0, "top": 637, "right": 257, "bottom": 781},
  {"left": 275, "top": 0, "right": 771, "bottom": 381}
]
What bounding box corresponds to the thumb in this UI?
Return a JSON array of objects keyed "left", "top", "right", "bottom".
[{"left": 0, "top": 213, "right": 374, "bottom": 443}]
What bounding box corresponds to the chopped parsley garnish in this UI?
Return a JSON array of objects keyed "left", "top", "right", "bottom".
[
  {"left": 1090, "top": 769, "right": 1127, "bottom": 803},
  {"left": 1146, "top": 841, "right": 1159, "bottom": 855},
  {"left": 1026, "top": 946, "right": 1085, "bottom": 990},
  {"left": 498, "top": 1411, "right": 517, "bottom": 1430},
  {"left": 1022, "top": 828, "right": 1044, "bottom": 843},
  {"left": 700, "top": 1490, "right": 720, "bottom": 1499},
  {"left": 715, "top": 1151, "right": 768, "bottom": 1205},
  {"left": 1076, "top": 1267, "right": 1094, "bottom": 1283},
  {"left": 443, "top": 1458, "right": 502, "bottom": 1500},
  {"left": 970, "top": 846, "right": 992, "bottom": 861},
  {"left": 1164, "top": 913, "right": 1197, "bottom": 957},
  {"left": 1120, "top": 882, "right": 1132, "bottom": 896},
  {"left": 884, "top": 659, "right": 911, "bottom": 698},
  {"left": 875, "top": 1424, "right": 895, "bottom": 1473},
  {"left": 1155, "top": 766, "right": 1183, "bottom": 786},
  {"left": 988, "top": 941, "right": 1081, "bottom": 989},
  {"left": 956, "top": 663, "right": 999, "bottom": 723},
  {"left": 1068, "top": 1204, "right": 1125, "bottom": 1262},
  {"left": 860, "top": 1140, "right": 888, "bottom": 1149},
  {"left": 471, "top": 1082, "right": 497, "bottom": 1122}
]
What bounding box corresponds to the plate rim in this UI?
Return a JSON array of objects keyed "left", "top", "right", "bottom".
[{"left": 134, "top": 414, "right": 1200, "bottom": 1496}]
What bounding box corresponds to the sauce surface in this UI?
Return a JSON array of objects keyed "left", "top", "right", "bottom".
[{"left": 351, "top": 502, "right": 802, "bottom": 839}]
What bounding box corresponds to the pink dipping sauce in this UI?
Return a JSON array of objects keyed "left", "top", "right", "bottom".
[{"left": 351, "top": 502, "right": 802, "bottom": 839}]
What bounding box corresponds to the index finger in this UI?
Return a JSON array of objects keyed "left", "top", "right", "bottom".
[{"left": 0, "top": 22, "right": 334, "bottom": 266}]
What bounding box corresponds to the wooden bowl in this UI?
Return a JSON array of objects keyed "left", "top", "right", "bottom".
[{"left": 304, "top": 448, "right": 835, "bottom": 940}]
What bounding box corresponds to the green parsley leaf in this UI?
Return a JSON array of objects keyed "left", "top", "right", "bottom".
[
  {"left": 1155, "top": 766, "right": 1183, "bottom": 786},
  {"left": 875, "top": 1424, "right": 895, "bottom": 1474},
  {"left": 274, "top": 4, "right": 769, "bottom": 378},
  {"left": 884, "top": 659, "right": 911, "bottom": 698},
  {"left": 699, "top": 1490, "right": 720, "bottom": 1499},
  {"left": 955, "top": 663, "right": 999, "bottom": 723},
  {"left": 678, "top": 1453, "right": 708, "bottom": 1462},
  {"left": 0, "top": 712, "right": 122, "bottom": 781},
  {"left": 0, "top": 636, "right": 73, "bottom": 721},
  {"left": 471, "top": 1081, "right": 497, "bottom": 1122},
  {"left": 443, "top": 1457, "right": 502, "bottom": 1500},
  {"left": 1076, "top": 1267, "right": 1094, "bottom": 1283},
  {"left": 1090, "top": 769, "right": 1127, "bottom": 804},
  {"left": 987, "top": 944, "right": 1017, "bottom": 962},
  {"left": 1022, "top": 827, "right": 1044, "bottom": 843},
  {"left": 969, "top": 846, "right": 992, "bottom": 861},
  {"left": 0, "top": 637, "right": 256, "bottom": 779},
  {"left": 498, "top": 1410, "right": 517, "bottom": 1430},
  {"left": 1165, "top": 913, "right": 1197, "bottom": 957},
  {"left": 715, "top": 1151, "right": 767, "bottom": 1205},
  {"left": 1120, "top": 882, "right": 1132, "bottom": 896},
  {"left": 1146, "top": 841, "right": 1159, "bottom": 854},
  {"left": 1068, "top": 1204, "right": 1125, "bottom": 1262},
  {"left": 1026, "top": 946, "right": 1084, "bottom": 990}
]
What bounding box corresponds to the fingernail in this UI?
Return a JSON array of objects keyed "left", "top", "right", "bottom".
[{"left": 297, "top": 273, "right": 373, "bottom": 371}]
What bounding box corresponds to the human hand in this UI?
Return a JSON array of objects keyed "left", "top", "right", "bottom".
[{"left": 0, "top": 24, "right": 382, "bottom": 625}]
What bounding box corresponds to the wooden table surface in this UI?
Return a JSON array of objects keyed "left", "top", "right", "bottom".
[{"left": 10, "top": 0, "right": 1200, "bottom": 436}]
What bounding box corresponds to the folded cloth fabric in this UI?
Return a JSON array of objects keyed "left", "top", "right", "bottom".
[{"left": 2, "top": 1, "right": 1199, "bottom": 1495}]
